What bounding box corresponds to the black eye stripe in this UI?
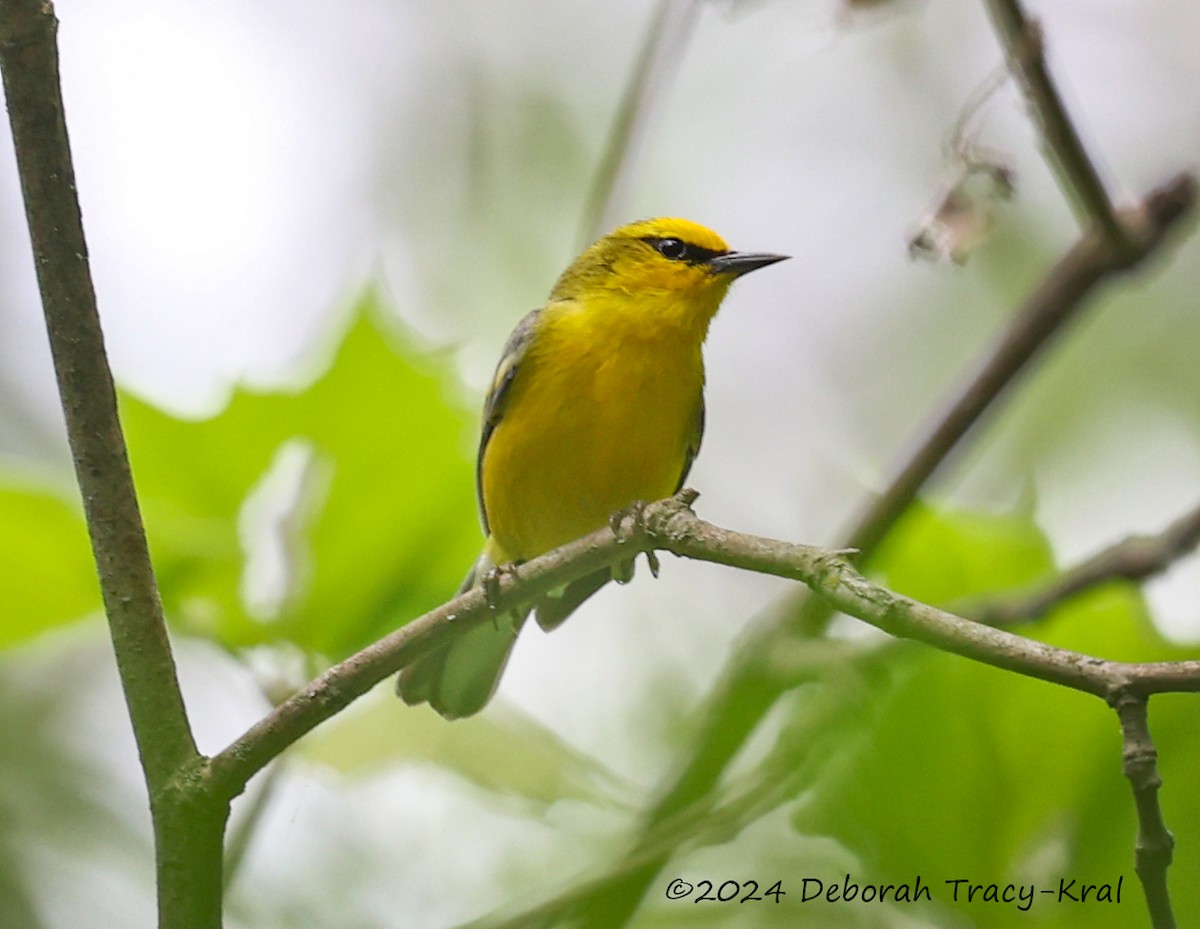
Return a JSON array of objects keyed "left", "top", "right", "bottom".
[{"left": 639, "top": 236, "right": 727, "bottom": 266}]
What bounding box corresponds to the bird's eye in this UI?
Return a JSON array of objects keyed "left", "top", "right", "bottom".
[{"left": 655, "top": 238, "right": 688, "bottom": 261}]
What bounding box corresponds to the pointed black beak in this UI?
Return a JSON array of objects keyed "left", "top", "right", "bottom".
[{"left": 707, "top": 251, "right": 790, "bottom": 277}]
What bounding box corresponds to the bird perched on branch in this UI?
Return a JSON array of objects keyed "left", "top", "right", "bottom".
[{"left": 397, "top": 218, "right": 788, "bottom": 718}]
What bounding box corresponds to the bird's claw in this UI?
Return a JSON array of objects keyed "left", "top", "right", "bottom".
[
  {"left": 482, "top": 563, "right": 523, "bottom": 629},
  {"left": 481, "top": 563, "right": 518, "bottom": 613},
  {"left": 610, "top": 500, "right": 662, "bottom": 579},
  {"left": 610, "top": 499, "right": 648, "bottom": 541}
]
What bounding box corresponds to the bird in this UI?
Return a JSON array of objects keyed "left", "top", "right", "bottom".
[{"left": 397, "top": 217, "right": 788, "bottom": 718}]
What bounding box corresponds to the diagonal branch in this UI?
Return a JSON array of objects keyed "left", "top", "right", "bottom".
[
  {"left": 842, "top": 174, "right": 1195, "bottom": 566},
  {"left": 982, "top": 0, "right": 1127, "bottom": 246},
  {"left": 205, "top": 510, "right": 654, "bottom": 798},
  {"left": 968, "top": 499, "right": 1200, "bottom": 626},
  {"left": 656, "top": 497, "right": 1200, "bottom": 698}
]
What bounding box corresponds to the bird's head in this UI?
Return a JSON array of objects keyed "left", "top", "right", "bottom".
[{"left": 549, "top": 218, "right": 788, "bottom": 317}]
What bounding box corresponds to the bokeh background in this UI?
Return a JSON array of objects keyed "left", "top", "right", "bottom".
[{"left": 2, "top": 1, "right": 1199, "bottom": 927}]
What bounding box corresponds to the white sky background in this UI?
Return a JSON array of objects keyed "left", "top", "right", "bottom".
[{"left": 2, "top": 1, "right": 1200, "bottom": 926}]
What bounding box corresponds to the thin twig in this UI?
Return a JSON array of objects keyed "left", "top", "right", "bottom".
[
  {"left": 845, "top": 174, "right": 1195, "bottom": 566},
  {"left": 982, "top": 0, "right": 1127, "bottom": 246},
  {"left": 578, "top": 0, "right": 702, "bottom": 245},
  {"left": 205, "top": 508, "right": 657, "bottom": 798},
  {"left": 223, "top": 759, "right": 285, "bottom": 891},
  {"left": 1112, "top": 695, "right": 1176, "bottom": 929},
  {"left": 968, "top": 500, "right": 1200, "bottom": 626},
  {"left": 947, "top": 61, "right": 1011, "bottom": 159}
]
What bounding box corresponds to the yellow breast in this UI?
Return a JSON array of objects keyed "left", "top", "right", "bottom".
[{"left": 481, "top": 294, "right": 710, "bottom": 562}]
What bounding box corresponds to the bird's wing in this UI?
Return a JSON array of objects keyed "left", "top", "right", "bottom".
[
  {"left": 674, "top": 392, "right": 705, "bottom": 493},
  {"left": 476, "top": 308, "right": 542, "bottom": 535}
]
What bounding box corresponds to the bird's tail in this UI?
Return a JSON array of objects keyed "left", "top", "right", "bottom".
[
  {"left": 395, "top": 550, "right": 632, "bottom": 718},
  {"left": 533, "top": 569, "right": 611, "bottom": 630},
  {"left": 396, "top": 551, "right": 526, "bottom": 719},
  {"left": 394, "top": 618, "right": 522, "bottom": 719}
]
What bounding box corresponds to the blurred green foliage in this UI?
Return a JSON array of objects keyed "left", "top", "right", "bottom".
[
  {"left": 787, "top": 506, "right": 1200, "bottom": 929},
  {"left": 1, "top": 0, "right": 1198, "bottom": 926},
  {"left": 0, "top": 484, "right": 101, "bottom": 646},
  {"left": 0, "top": 293, "right": 481, "bottom": 660},
  {"left": 121, "top": 294, "right": 481, "bottom": 657},
  {"left": 300, "top": 693, "right": 639, "bottom": 808},
  {"left": 2, "top": 301, "right": 1199, "bottom": 929}
]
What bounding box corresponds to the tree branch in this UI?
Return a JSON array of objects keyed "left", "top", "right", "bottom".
[
  {"left": 205, "top": 509, "right": 655, "bottom": 798},
  {"left": 1113, "top": 695, "right": 1176, "bottom": 929},
  {"left": 843, "top": 174, "right": 1195, "bottom": 565},
  {"left": 578, "top": 0, "right": 701, "bottom": 245},
  {"left": 0, "top": 4, "right": 221, "bottom": 927},
  {"left": 204, "top": 493, "right": 1200, "bottom": 802},
  {"left": 0, "top": 0, "right": 195, "bottom": 790},
  {"left": 982, "top": 0, "right": 1127, "bottom": 246},
  {"left": 968, "top": 499, "right": 1200, "bottom": 626},
  {"left": 659, "top": 497, "right": 1200, "bottom": 697}
]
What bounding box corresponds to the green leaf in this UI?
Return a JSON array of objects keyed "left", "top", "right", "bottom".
[
  {"left": 119, "top": 292, "right": 482, "bottom": 657},
  {"left": 872, "top": 499, "right": 1055, "bottom": 604},
  {"left": 0, "top": 482, "right": 99, "bottom": 647}
]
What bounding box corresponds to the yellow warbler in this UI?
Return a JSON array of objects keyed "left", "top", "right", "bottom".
[{"left": 397, "top": 218, "right": 788, "bottom": 718}]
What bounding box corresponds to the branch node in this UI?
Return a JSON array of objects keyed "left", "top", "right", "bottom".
[
  {"left": 1104, "top": 171, "right": 1199, "bottom": 271},
  {"left": 642, "top": 489, "right": 701, "bottom": 548}
]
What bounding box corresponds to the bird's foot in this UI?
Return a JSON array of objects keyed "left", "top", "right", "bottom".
[
  {"left": 609, "top": 500, "right": 660, "bottom": 579},
  {"left": 481, "top": 562, "right": 519, "bottom": 616},
  {"left": 609, "top": 499, "right": 647, "bottom": 539}
]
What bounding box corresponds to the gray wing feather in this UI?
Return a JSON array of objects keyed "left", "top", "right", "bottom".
[
  {"left": 674, "top": 394, "right": 705, "bottom": 492},
  {"left": 476, "top": 308, "right": 542, "bottom": 535}
]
